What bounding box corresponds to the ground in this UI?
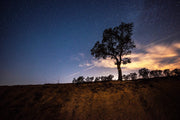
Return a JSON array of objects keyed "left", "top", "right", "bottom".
[{"left": 0, "top": 76, "right": 180, "bottom": 120}]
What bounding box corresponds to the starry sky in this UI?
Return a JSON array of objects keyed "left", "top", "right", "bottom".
[{"left": 0, "top": 0, "right": 180, "bottom": 85}]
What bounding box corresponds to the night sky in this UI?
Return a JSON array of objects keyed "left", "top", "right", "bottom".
[{"left": 1, "top": 0, "right": 180, "bottom": 85}]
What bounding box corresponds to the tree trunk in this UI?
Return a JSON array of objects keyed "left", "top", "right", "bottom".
[{"left": 117, "top": 64, "right": 122, "bottom": 81}]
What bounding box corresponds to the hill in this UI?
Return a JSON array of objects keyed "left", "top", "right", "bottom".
[{"left": 0, "top": 76, "right": 180, "bottom": 120}]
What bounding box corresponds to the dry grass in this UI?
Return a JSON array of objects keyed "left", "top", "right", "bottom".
[{"left": 0, "top": 76, "right": 180, "bottom": 120}]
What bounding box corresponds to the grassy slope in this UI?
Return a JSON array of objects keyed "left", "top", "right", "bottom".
[{"left": 0, "top": 77, "right": 180, "bottom": 120}]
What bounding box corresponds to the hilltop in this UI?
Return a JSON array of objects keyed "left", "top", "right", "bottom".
[{"left": 0, "top": 76, "right": 180, "bottom": 120}]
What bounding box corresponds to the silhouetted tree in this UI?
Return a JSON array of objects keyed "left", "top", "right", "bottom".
[
  {"left": 100, "top": 75, "right": 114, "bottom": 81},
  {"left": 139, "top": 68, "right": 149, "bottom": 79},
  {"left": 107, "top": 74, "right": 114, "bottom": 81},
  {"left": 163, "top": 69, "right": 170, "bottom": 77},
  {"left": 122, "top": 74, "right": 130, "bottom": 80},
  {"left": 150, "top": 71, "right": 154, "bottom": 78},
  {"left": 94, "top": 77, "right": 101, "bottom": 82},
  {"left": 90, "top": 77, "right": 94, "bottom": 82},
  {"left": 101, "top": 76, "right": 108, "bottom": 81},
  {"left": 150, "top": 70, "right": 162, "bottom": 78},
  {"left": 77, "top": 76, "right": 85, "bottom": 83},
  {"left": 171, "top": 69, "right": 180, "bottom": 76},
  {"left": 91, "top": 22, "right": 135, "bottom": 81},
  {"left": 158, "top": 70, "right": 163, "bottom": 77},
  {"left": 130, "top": 72, "right": 137, "bottom": 80},
  {"left": 72, "top": 78, "right": 77, "bottom": 83},
  {"left": 72, "top": 76, "right": 85, "bottom": 83},
  {"left": 85, "top": 77, "right": 94, "bottom": 82}
]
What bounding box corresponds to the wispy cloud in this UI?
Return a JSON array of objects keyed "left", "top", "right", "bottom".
[
  {"left": 136, "top": 32, "right": 180, "bottom": 50},
  {"left": 67, "top": 65, "right": 95, "bottom": 78},
  {"left": 67, "top": 53, "right": 96, "bottom": 78},
  {"left": 91, "top": 58, "right": 116, "bottom": 68},
  {"left": 84, "top": 65, "right": 95, "bottom": 71},
  {"left": 70, "top": 53, "right": 85, "bottom": 61},
  {"left": 78, "top": 53, "right": 85, "bottom": 58},
  {"left": 79, "top": 61, "right": 92, "bottom": 67},
  {"left": 67, "top": 71, "right": 80, "bottom": 77},
  {"left": 173, "top": 42, "right": 180, "bottom": 49}
]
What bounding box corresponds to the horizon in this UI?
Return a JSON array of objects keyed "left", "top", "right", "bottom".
[{"left": 1, "top": 0, "right": 180, "bottom": 85}]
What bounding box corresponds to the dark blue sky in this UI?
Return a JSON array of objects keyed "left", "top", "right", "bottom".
[{"left": 1, "top": 0, "right": 180, "bottom": 85}]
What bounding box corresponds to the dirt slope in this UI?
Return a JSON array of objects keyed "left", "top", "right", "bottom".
[{"left": 0, "top": 77, "right": 180, "bottom": 120}]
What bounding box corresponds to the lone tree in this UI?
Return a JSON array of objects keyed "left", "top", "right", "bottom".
[{"left": 91, "top": 22, "right": 135, "bottom": 81}]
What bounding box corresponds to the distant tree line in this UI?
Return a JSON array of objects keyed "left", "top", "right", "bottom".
[
  {"left": 72, "top": 75, "right": 114, "bottom": 83},
  {"left": 122, "top": 72, "right": 137, "bottom": 81},
  {"left": 72, "top": 68, "right": 180, "bottom": 83},
  {"left": 123, "top": 68, "right": 180, "bottom": 80}
]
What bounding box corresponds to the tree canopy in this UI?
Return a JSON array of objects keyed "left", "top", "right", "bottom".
[{"left": 91, "top": 22, "right": 135, "bottom": 80}]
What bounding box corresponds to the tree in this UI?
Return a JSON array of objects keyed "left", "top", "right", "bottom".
[
  {"left": 77, "top": 76, "right": 85, "bottom": 83},
  {"left": 72, "top": 78, "right": 77, "bottom": 83},
  {"left": 122, "top": 74, "right": 130, "bottom": 80},
  {"left": 101, "top": 76, "right": 108, "bottom": 81},
  {"left": 85, "top": 77, "right": 94, "bottom": 82},
  {"left": 72, "top": 76, "right": 85, "bottom": 83},
  {"left": 130, "top": 72, "right": 137, "bottom": 80},
  {"left": 139, "top": 68, "right": 149, "bottom": 79},
  {"left": 150, "top": 70, "right": 162, "bottom": 78},
  {"left": 150, "top": 71, "right": 155, "bottom": 78},
  {"left": 163, "top": 69, "right": 170, "bottom": 77},
  {"left": 94, "top": 77, "right": 101, "bottom": 82},
  {"left": 107, "top": 74, "right": 114, "bottom": 81},
  {"left": 91, "top": 22, "right": 135, "bottom": 81},
  {"left": 171, "top": 69, "right": 180, "bottom": 76},
  {"left": 101, "top": 74, "right": 114, "bottom": 81}
]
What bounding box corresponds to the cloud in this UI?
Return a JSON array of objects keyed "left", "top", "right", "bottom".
[
  {"left": 136, "top": 32, "right": 180, "bottom": 50},
  {"left": 145, "top": 45, "right": 177, "bottom": 58},
  {"left": 67, "top": 71, "right": 80, "bottom": 77},
  {"left": 88, "top": 42, "right": 180, "bottom": 71},
  {"left": 91, "top": 58, "right": 116, "bottom": 68},
  {"left": 79, "top": 61, "right": 92, "bottom": 67},
  {"left": 79, "top": 53, "right": 85, "bottom": 58},
  {"left": 70, "top": 53, "right": 85, "bottom": 61},
  {"left": 67, "top": 65, "right": 95, "bottom": 78},
  {"left": 173, "top": 42, "right": 180, "bottom": 49},
  {"left": 84, "top": 65, "right": 95, "bottom": 71}
]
